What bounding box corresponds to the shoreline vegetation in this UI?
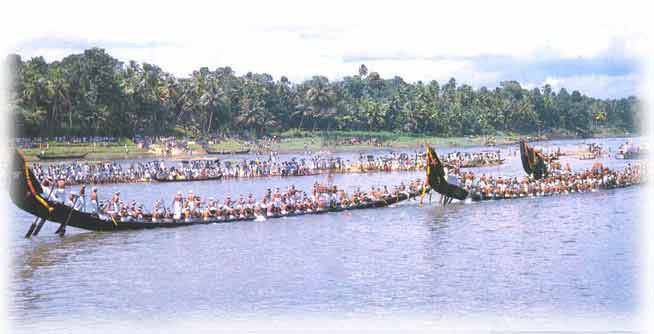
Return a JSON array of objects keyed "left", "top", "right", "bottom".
[
  {"left": 18, "top": 129, "right": 636, "bottom": 161},
  {"left": 8, "top": 48, "right": 640, "bottom": 140},
  {"left": 7, "top": 47, "right": 641, "bottom": 161}
]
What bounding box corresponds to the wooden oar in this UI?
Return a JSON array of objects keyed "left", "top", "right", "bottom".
[
  {"left": 25, "top": 185, "right": 55, "bottom": 238},
  {"left": 24, "top": 223, "right": 37, "bottom": 239},
  {"left": 419, "top": 185, "right": 428, "bottom": 207},
  {"left": 32, "top": 217, "right": 47, "bottom": 236},
  {"left": 55, "top": 196, "right": 79, "bottom": 236}
]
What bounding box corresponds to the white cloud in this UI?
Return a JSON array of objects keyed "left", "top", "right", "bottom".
[
  {"left": 2, "top": 0, "right": 651, "bottom": 98},
  {"left": 533, "top": 74, "right": 640, "bottom": 99},
  {"left": 544, "top": 77, "right": 564, "bottom": 89}
]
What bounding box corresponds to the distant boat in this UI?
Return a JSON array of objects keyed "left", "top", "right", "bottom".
[
  {"left": 458, "top": 159, "right": 505, "bottom": 168},
  {"left": 205, "top": 149, "right": 251, "bottom": 155},
  {"left": 11, "top": 149, "right": 418, "bottom": 232},
  {"left": 36, "top": 152, "right": 89, "bottom": 160},
  {"left": 615, "top": 150, "right": 644, "bottom": 160},
  {"left": 615, "top": 143, "right": 644, "bottom": 160},
  {"left": 152, "top": 174, "right": 223, "bottom": 182}
]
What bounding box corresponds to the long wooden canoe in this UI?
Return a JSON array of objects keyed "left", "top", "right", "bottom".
[
  {"left": 37, "top": 152, "right": 89, "bottom": 160},
  {"left": 205, "top": 149, "right": 251, "bottom": 155},
  {"left": 11, "top": 150, "right": 418, "bottom": 232},
  {"left": 152, "top": 174, "right": 223, "bottom": 182}
]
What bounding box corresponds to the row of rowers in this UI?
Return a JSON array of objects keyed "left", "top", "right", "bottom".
[
  {"left": 32, "top": 150, "right": 504, "bottom": 186},
  {"left": 42, "top": 179, "right": 425, "bottom": 223},
  {"left": 450, "top": 163, "right": 644, "bottom": 199}
]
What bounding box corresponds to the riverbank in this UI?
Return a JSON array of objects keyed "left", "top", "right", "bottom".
[
  {"left": 17, "top": 130, "right": 636, "bottom": 161},
  {"left": 203, "top": 129, "right": 637, "bottom": 154}
]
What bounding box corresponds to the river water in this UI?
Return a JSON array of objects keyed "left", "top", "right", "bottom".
[{"left": 7, "top": 137, "right": 645, "bottom": 332}]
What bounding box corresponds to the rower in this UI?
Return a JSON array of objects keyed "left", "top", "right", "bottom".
[
  {"left": 223, "top": 196, "right": 234, "bottom": 216},
  {"left": 90, "top": 187, "right": 98, "bottom": 214},
  {"left": 53, "top": 178, "right": 66, "bottom": 203},
  {"left": 192, "top": 195, "right": 202, "bottom": 218},
  {"left": 247, "top": 193, "right": 256, "bottom": 215},
  {"left": 152, "top": 200, "right": 162, "bottom": 222},
  {"left": 187, "top": 190, "right": 195, "bottom": 211},
  {"left": 207, "top": 197, "right": 218, "bottom": 219},
  {"left": 111, "top": 191, "right": 121, "bottom": 210},
  {"left": 172, "top": 191, "right": 183, "bottom": 220},
  {"left": 66, "top": 191, "right": 83, "bottom": 210},
  {"left": 41, "top": 178, "right": 52, "bottom": 197},
  {"left": 135, "top": 205, "right": 144, "bottom": 221}
]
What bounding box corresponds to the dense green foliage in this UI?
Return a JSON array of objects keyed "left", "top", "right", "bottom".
[{"left": 7, "top": 48, "right": 641, "bottom": 138}]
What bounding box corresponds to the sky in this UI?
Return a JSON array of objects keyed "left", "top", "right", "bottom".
[{"left": 2, "top": 0, "right": 651, "bottom": 99}]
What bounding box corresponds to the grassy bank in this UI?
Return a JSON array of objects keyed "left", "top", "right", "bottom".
[
  {"left": 20, "top": 139, "right": 153, "bottom": 161},
  {"left": 272, "top": 130, "right": 524, "bottom": 152},
  {"left": 272, "top": 135, "right": 486, "bottom": 153},
  {"left": 17, "top": 129, "right": 635, "bottom": 161},
  {"left": 202, "top": 139, "right": 253, "bottom": 152}
]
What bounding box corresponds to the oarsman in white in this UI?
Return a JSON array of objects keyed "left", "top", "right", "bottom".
[
  {"left": 66, "top": 191, "right": 82, "bottom": 210},
  {"left": 53, "top": 178, "right": 66, "bottom": 203},
  {"left": 40, "top": 178, "right": 53, "bottom": 199},
  {"left": 172, "top": 191, "right": 183, "bottom": 220}
]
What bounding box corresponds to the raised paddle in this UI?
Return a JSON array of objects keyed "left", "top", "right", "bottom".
[
  {"left": 25, "top": 184, "right": 56, "bottom": 238},
  {"left": 55, "top": 195, "right": 79, "bottom": 236}
]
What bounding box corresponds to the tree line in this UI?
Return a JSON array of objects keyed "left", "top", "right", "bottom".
[{"left": 6, "top": 48, "right": 641, "bottom": 138}]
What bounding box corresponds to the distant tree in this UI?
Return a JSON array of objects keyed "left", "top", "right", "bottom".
[
  {"left": 9, "top": 48, "right": 641, "bottom": 138},
  {"left": 358, "top": 64, "right": 368, "bottom": 77}
]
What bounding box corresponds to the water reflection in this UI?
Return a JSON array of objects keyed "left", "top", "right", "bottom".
[{"left": 17, "top": 232, "right": 112, "bottom": 280}]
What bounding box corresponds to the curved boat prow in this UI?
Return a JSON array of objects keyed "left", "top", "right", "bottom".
[
  {"left": 519, "top": 139, "right": 548, "bottom": 180},
  {"left": 11, "top": 150, "right": 51, "bottom": 217},
  {"left": 424, "top": 145, "right": 468, "bottom": 201}
]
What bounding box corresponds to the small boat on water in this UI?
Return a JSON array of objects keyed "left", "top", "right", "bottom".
[
  {"left": 11, "top": 150, "right": 419, "bottom": 232},
  {"left": 616, "top": 151, "right": 643, "bottom": 160},
  {"left": 458, "top": 159, "right": 504, "bottom": 168},
  {"left": 615, "top": 143, "right": 645, "bottom": 160},
  {"left": 37, "top": 152, "right": 89, "bottom": 160},
  {"left": 152, "top": 174, "right": 223, "bottom": 183},
  {"left": 577, "top": 151, "right": 599, "bottom": 160},
  {"left": 205, "top": 149, "right": 251, "bottom": 155}
]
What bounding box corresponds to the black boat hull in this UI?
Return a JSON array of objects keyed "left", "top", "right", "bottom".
[
  {"left": 11, "top": 150, "right": 418, "bottom": 232},
  {"left": 36, "top": 153, "right": 89, "bottom": 160},
  {"left": 205, "top": 149, "right": 250, "bottom": 155},
  {"left": 152, "top": 174, "right": 223, "bottom": 182}
]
